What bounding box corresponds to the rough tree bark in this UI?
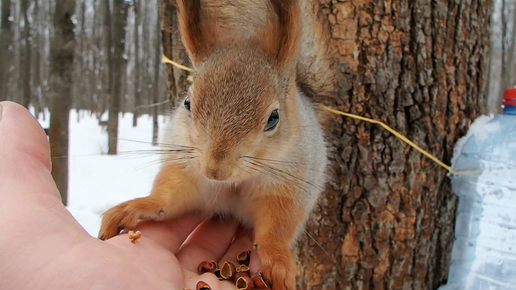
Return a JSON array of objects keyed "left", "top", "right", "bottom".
[
  {"left": 0, "top": 0, "right": 14, "bottom": 101},
  {"left": 296, "top": 1, "right": 491, "bottom": 289},
  {"left": 107, "top": 0, "right": 129, "bottom": 155},
  {"left": 48, "top": 0, "right": 76, "bottom": 206},
  {"left": 158, "top": 0, "right": 491, "bottom": 289}
]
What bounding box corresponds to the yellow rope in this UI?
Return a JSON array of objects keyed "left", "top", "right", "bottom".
[
  {"left": 321, "top": 105, "right": 455, "bottom": 174},
  {"left": 162, "top": 55, "right": 193, "bottom": 72},
  {"left": 161, "top": 55, "right": 194, "bottom": 82}
]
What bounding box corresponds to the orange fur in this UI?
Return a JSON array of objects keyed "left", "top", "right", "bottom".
[
  {"left": 259, "top": 0, "right": 301, "bottom": 70},
  {"left": 251, "top": 185, "right": 304, "bottom": 290},
  {"left": 176, "top": 0, "right": 217, "bottom": 63}
]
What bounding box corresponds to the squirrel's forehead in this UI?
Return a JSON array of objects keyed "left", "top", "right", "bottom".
[
  {"left": 193, "top": 87, "right": 271, "bottom": 117},
  {"left": 191, "top": 72, "right": 276, "bottom": 105}
]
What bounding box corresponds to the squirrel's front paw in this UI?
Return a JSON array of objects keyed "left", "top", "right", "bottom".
[
  {"left": 258, "top": 246, "right": 296, "bottom": 290},
  {"left": 98, "top": 197, "right": 167, "bottom": 240}
]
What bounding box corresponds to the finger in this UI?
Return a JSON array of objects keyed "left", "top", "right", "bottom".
[
  {"left": 183, "top": 270, "right": 235, "bottom": 290},
  {"left": 248, "top": 247, "right": 262, "bottom": 274},
  {"left": 218, "top": 227, "right": 253, "bottom": 266},
  {"left": 133, "top": 212, "right": 206, "bottom": 253},
  {"left": 176, "top": 217, "right": 239, "bottom": 272}
]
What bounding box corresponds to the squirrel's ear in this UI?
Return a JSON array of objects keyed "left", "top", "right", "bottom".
[
  {"left": 259, "top": 0, "right": 300, "bottom": 71},
  {"left": 176, "top": 0, "right": 215, "bottom": 64}
]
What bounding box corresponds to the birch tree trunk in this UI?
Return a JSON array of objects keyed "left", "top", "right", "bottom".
[{"left": 158, "top": 0, "right": 492, "bottom": 289}]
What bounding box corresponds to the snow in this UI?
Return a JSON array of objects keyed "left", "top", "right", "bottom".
[{"left": 33, "top": 109, "right": 170, "bottom": 237}]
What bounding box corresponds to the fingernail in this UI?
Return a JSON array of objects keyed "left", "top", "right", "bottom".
[
  {"left": 251, "top": 272, "right": 270, "bottom": 289},
  {"left": 0, "top": 102, "right": 3, "bottom": 122}
]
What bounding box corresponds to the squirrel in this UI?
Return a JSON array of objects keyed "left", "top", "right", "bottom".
[{"left": 98, "top": 0, "right": 335, "bottom": 289}]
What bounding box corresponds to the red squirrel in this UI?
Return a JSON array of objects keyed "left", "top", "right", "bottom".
[{"left": 98, "top": 1, "right": 333, "bottom": 289}]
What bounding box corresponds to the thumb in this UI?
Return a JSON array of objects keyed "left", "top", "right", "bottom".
[
  {"left": 0, "top": 101, "right": 87, "bottom": 238},
  {"left": 0, "top": 102, "right": 91, "bottom": 288},
  {"left": 0, "top": 101, "right": 52, "bottom": 171},
  {"left": 0, "top": 101, "right": 58, "bottom": 200}
]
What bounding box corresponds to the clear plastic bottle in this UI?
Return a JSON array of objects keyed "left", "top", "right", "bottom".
[{"left": 440, "top": 88, "right": 516, "bottom": 290}]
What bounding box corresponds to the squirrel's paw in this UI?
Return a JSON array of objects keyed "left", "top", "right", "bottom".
[
  {"left": 97, "top": 197, "right": 167, "bottom": 240},
  {"left": 259, "top": 246, "right": 296, "bottom": 290}
]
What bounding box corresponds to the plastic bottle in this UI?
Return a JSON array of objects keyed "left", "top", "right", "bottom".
[{"left": 439, "top": 88, "right": 516, "bottom": 290}]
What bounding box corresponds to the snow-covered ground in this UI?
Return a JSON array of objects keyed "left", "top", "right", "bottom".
[{"left": 33, "top": 109, "right": 169, "bottom": 237}]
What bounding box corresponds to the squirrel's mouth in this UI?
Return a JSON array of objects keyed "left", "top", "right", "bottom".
[
  {"left": 203, "top": 175, "right": 244, "bottom": 187},
  {"left": 200, "top": 165, "right": 252, "bottom": 185}
]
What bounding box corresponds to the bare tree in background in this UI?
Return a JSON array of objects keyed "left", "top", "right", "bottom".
[
  {"left": 152, "top": 9, "right": 161, "bottom": 146},
  {"left": 0, "top": 0, "right": 14, "bottom": 100},
  {"left": 132, "top": 0, "right": 141, "bottom": 127},
  {"left": 31, "top": 0, "right": 44, "bottom": 115},
  {"left": 488, "top": 0, "right": 516, "bottom": 114},
  {"left": 48, "top": 0, "right": 76, "bottom": 206},
  {"left": 107, "top": 0, "right": 129, "bottom": 155},
  {"left": 19, "top": 0, "right": 32, "bottom": 108},
  {"left": 0, "top": 0, "right": 170, "bottom": 120}
]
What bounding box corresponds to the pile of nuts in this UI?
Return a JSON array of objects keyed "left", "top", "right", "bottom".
[
  {"left": 194, "top": 250, "right": 270, "bottom": 290},
  {"left": 126, "top": 231, "right": 268, "bottom": 289}
]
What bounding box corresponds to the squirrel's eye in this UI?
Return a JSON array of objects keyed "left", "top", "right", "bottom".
[
  {"left": 184, "top": 97, "right": 191, "bottom": 117},
  {"left": 264, "top": 109, "right": 279, "bottom": 132}
]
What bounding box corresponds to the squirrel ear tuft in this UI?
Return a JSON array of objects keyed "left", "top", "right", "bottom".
[
  {"left": 259, "top": 0, "right": 301, "bottom": 71},
  {"left": 176, "top": 0, "right": 216, "bottom": 64}
]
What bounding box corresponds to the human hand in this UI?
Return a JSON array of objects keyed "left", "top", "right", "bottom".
[{"left": 0, "top": 101, "right": 263, "bottom": 290}]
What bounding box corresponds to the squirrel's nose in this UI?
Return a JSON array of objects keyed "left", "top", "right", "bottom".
[
  {"left": 204, "top": 166, "right": 229, "bottom": 181},
  {"left": 203, "top": 145, "right": 232, "bottom": 181}
]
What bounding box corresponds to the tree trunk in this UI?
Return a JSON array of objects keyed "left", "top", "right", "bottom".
[
  {"left": 296, "top": 1, "right": 491, "bottom": 289},
  {"left": 158, "top": 0, "right": 492, "bottom": 289},
  {"left": 32, "top": 0, "right": 43, "bottom": 115},
  {"left": 159, "top": 0, "right": 189, "bottom": 111},
  {"left": 107, "top": 0, "right": 129, "bottom": 155},
  {"left": 19, "top": 0, "right": 32, "bottom": 109},
  {"left": 132, "top": 0, "right": 141, "bottom": 127},
  {"left": 103, "top": 0, "right": 113, "bottom": 119},
  {"left": 152, "top": 9, "right": 161, "bottom": 146},
  {"left": 501, "top": 0, "right": 516, "bottom": 99},
  {"left": 0, "top": 0, "right": 14, "bottom": 102},
  {"left": 48, "top": 0, "right": 76, "bottom": 206}
]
